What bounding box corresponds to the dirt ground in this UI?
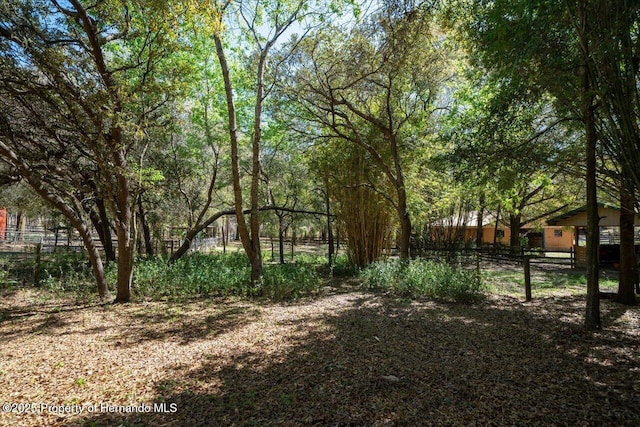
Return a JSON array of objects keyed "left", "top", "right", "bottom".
[{"left": 0, "top": 266, "right": 639, "bottom": 426}]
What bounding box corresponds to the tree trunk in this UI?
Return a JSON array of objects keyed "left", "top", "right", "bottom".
[
  {"left": 247, "top": 49, "right": 271, "bottom": 284},
  {"left": 326, "top": 190, "right": 334, "bottom": 267},
  {"left": 391, "top": 127, "right": 411, "bottom": 260},
  {"left": 399, "top": 210, "right": 412, "bottom": 260},
  {"left": 270, "top": 234, "right": 274, "bottom": 260},
  {"left": 14, "top": 211, "right": 21, "bottom": 242},
  {"left": 222, "top": 219, "right": 227, "bottom": 253},
  {"left": 396, "top": 186, "right": 411, "bottom": 260},
  {"left": 617, "top": 178, "right": 636, "bottom": 305},
  {"left": 26, "top": 177, "right": 110, "bottom": 299},
  {"left": 113, "top": 145, "right": 133, "bottom": 303},
  {"left": 169, "top": 209, "right": 232, "bottom": 263},
  {"left": 114, "top": 218, "right": 133, "bottom": 303},
  {"left": 493, "top": 206, "right": 501, "bottom": 246},
  {"left": 278, "top": 215, "right": 285, "bottom": 264},
  {"left": 476, "top": 195, "right": 485, "bottom": 248},
  {"left": 138, "top": 196, "right": 154, "bottom": 257},
  {"left": 49, "top": 208, "right": 110, "bottom": 299},
  {"left": 582, "top": 66, "right": 601, "bottom": 329},
  {"left": 79, "top": 225, "right": 110, "bottom": 300},
  {"left": 85, "top": 197, "right": 115, "bottom": 262},
  {"left": 577, "top": 4, "right": 601, "bottom": 330},
  {"left": 96, "top": 198, "right": 116, "bottom": 262},
  {"left": 214, "top": 33, "right": 258, "bottom": 281},
  {"left": 291, "top": 228, "right": 296, "bottom": 261},
  {"left": 88, "top": 214, "right": 106, "bottom": 255},
  {"left": 64, "top": 211, "right": 110, "bottom": 300},
  {"left": 170, "top": 228, "right": 198, "bottom": 263},
  {"left": 509, "top": 214, "right": 522, "bottom": 253}
]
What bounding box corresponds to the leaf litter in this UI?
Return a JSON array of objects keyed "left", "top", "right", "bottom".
[{"left": 0, "top": 278, "right": 638, "bottom": 426}]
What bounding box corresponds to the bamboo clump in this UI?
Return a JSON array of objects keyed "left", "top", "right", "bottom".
[{"left": 332, "top": 151, "right": 393, "bottom": 268}]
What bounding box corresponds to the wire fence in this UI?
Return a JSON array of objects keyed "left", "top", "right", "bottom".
[{"left": 0, "top": 227, "right": 85, "bottom": 252}]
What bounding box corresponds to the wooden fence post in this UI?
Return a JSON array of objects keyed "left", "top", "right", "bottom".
[
  {"left": 570, "top": 246, "right": 575, "bottom": 269},
  {"left": 34, "top": 242, "right": 42, "bottom": 286},
  {"left": 524, "top": 256, "right": 532, "bottom": 301}
]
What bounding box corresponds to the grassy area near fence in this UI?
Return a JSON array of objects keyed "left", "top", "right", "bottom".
[
  {"left": 483, "top": 267, "right": 619, "bottom": 298},
  {"left": 0, "top": 244, "right": 626, "bottom": 304}
]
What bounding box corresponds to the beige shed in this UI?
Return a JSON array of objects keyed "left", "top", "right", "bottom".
[{"left": 547, "top": 203, "right": 640, "bottom": 267}]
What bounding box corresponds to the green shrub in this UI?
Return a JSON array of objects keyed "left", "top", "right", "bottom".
[
  {"left": 128, "top": 252, "right": 252, "bottom": 299},
  {"left": 259, "top": 259, "right": 323, "bottom": 301},
  {"left": 40, "top": 268, "right": 95, "bottom": 294},
  {"left": 126, "top": 252, "right": 323, "bottom": 301},
  {"left": 293, "top": 253, "right": 326, "bottom": 266},
  {"left": 4, "top": 250, "right": 325, "bottom": 301},
  {"left": 330, "top": 254, "right": 359, "bottom": 277},
  {"left": 35, "top": 252, "right": 95, "bottom": 294},
  {"left": 0, "top": 251, "right": 94, "bottom": 289},
  {"left": 0, "top": 267, "right": 14, "bottom": 288},
  {"left": 361, "top": 259, "right": 485, "bottom": 303}
]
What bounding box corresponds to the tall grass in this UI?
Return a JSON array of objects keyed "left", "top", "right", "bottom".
[
  {"left": 120, "top": 252, "right": 251, "bottom": 299},
  {"left": 361, "top": 258, "right": 485, "bottom": 303},
  {"left": 107, "top": 252, "right": 323, "bottom": 301},
  {"left": 2, "top": 250, "right": 324, "bottom": 301},
  {"left": 260, "top": 256, "right": 323, "bottom": 300}
]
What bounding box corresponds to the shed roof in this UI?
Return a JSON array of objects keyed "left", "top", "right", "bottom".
[
  {"left": 431, "top": 210, "right": 506, "bottom": 228},
  {"left": 546, "top": 203, "right": 640, "bottom": 227}
]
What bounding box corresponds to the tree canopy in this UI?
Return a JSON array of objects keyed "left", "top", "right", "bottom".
[{"left": 0, "top": 0, "right": 637, "bottom": 327}]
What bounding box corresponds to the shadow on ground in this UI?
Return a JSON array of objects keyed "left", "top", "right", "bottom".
[{"left": 67, "top": 293, "right": 640, "bottom": 426}]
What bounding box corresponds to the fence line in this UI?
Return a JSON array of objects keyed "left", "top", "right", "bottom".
[{"left": 415, "top": 246, "right": 575, "bottom": 268}]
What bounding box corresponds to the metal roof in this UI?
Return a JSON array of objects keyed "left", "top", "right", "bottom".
[{"left": 546, "top": 202, "right": 634, "bottom": 226}]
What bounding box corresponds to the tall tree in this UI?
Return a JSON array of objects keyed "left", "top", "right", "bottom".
[
  {"left": 441, "top": 75, "right": 580, "bottom": 252},
  {"left": 153, "top": 30, "right": 233, "bottom": 264},
  {"left": 584, "top": 2, "right": 640, "bottom": 305},
  {"left": 283, "top": 4, "right": 446, "bottom": 261},
  {"left": 449, "top": 0, "right": 602, "bottom": 328},
  {"left": 206, "top": 0, "right": 330, "bottom": 283},
  {"left": 261, "top": 132, "right": 312, "bottom": 264},
  {"left": 0, "top": 0, "right": 185, "bottom": 301}
]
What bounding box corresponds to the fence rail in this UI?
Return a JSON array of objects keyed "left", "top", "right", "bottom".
[
  {"left": 415, "top": 246, "right": 583, "bottom": 302},
  {"left": 416, "top": 246, "right": 576, "bottom": 268},
  {"left": 1, "top": 228, "right": 85, "bottom": 251},
  {"left": 478, "top": 246, "right": 575, "bottom": 267}
]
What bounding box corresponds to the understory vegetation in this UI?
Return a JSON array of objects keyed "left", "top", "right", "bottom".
[
  {"left": 361, "top": 259, "right": 486, "bottom": 303},
  {"left": 0, "top": 251, "right": 326, "bottom": 302},
  {"left": 111, "top": 253, "right": 324, "bottom": 302},
  {"left": 0, "top": 252, "right": 93, "bottom": 293},
  {"left": 0, "top": 251, "right": 489, "bottom": 303},
  {"left": 125, "top": 253, "right": 326, "bottom": 301},
  {"left": 4, "top": 250, "right": 629, "bottom": 305}
]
